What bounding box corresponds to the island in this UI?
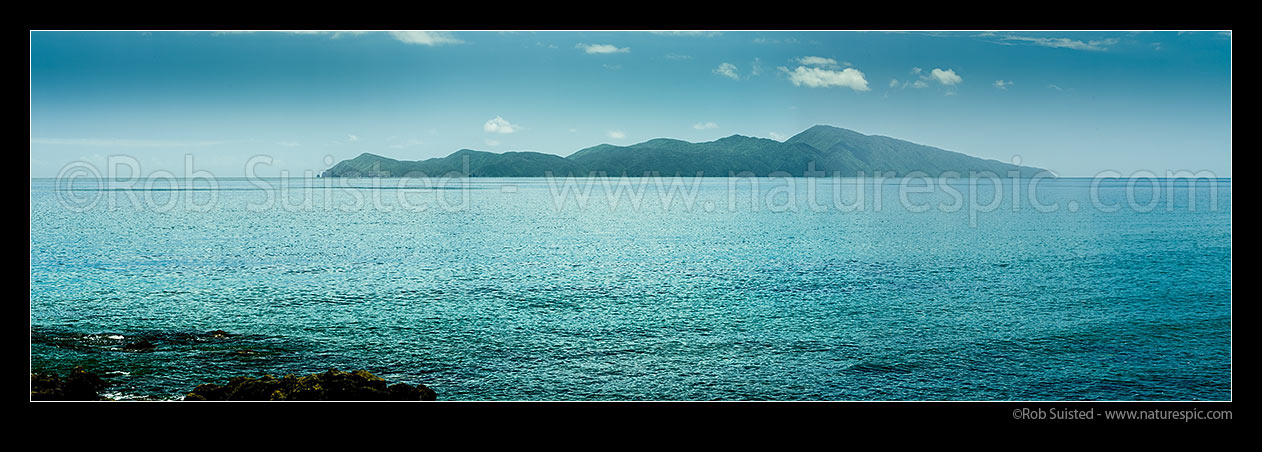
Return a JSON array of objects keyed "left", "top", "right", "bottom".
[{"left": 322, "top": 125, "right": 1049, "bottom": 178}]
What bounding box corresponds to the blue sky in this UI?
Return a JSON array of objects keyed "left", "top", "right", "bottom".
[{"left": 30, "top": 30, "right": 1232, "bottom": 177}]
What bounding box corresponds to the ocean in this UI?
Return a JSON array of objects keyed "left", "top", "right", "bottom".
[{"left": 29, "top": 176, "right": 1232, "bottom": 400}]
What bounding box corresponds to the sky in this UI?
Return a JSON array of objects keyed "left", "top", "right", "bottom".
[{"left": 30, "top": 30, "right": 1232, "bottom": 177}]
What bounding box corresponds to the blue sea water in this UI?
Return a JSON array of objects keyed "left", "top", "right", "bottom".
[{"left": 29, "top": 177, "right": 1231, "bottom": 400}]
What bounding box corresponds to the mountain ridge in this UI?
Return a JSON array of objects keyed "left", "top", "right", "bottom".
[{"left": 322, "top": 125, "right": 1050, "bottom": 178}]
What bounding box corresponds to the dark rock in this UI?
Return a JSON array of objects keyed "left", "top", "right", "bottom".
[
  {"left": 31, "top": 366, "right": 109, "bottom": 401},
  {"left": 208, "top": 330, "right": 232, "bottom": 339},
  {"left": 184, "top": 369, "right": 437, "bottom": 401}
]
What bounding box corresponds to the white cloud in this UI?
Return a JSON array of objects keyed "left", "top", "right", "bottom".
[
  {"left": 603, "top": 64, "right": 623, "bottom": 70},
  {"left": 930, "top": 68, "right": 963, "bottom": 86},
  {"left": 779, "top": 66, "right": 870, "bottom": 91},
  {"left": 713, "top": 62, "right": 740, "bottom": 80},
  {"left": 768, "top": 132, "right": 787, "bottom": 141},
  {"left": 347, "top": 134, "right": 359, "bottom": 142},
  {"left": 607, "top": 130, "right": 626, "bottom": 139},
  {"left": 483, "top": 116, "right": 522, "bottom": 134},
  {"left": 277, "top": 141, "right": 300, "bottom": 147},
  {"left": 797, "top": 56, "right": 839, "bottom": 67},
  {"left": 386, "top": 31, "right": 463, "bottom": 46},
  {"left": 1000, "top": 35, "right": 1119, "bottom": 51},
  {"left": 993, "top": 80, "right": 1014, "bottom": 90},
  {"left": 577, "top": 43, "right": 630, "bottom": 54},
  {"left": 647, "top": 31, "right": 722, "bottom": 37},
  {"left": 693, "top": 122, "right": 719, "bottom": 130},
  {"left": 890, "top": 67, "right": 959, "bottom": 92},
  {"left": 752, "top": 36, "right": 799, "bottom": 45},
  {"left": 484, "top": 139, "right": 501, "bottom": 147},
  {"left": 665, "top": 53, "right": 693, "bottom": 60}
]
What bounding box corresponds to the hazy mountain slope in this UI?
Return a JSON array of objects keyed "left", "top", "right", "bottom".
[
  {"left": 786, "top": 125, "right": 1045, "bottom": 177},
  {"left": 322, "top": 150, "right": 589, "bottom": 177}
]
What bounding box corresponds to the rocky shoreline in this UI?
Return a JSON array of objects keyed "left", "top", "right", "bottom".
[
  {"left": 185, "top": 369, "right": 437, "bottom": 401},
  {"left": 32, "top": 327, "right": 438, "bottom": 401},
  {"left": 30, "top": 366, "right": 111, "bottom": 401},
  {"left": 31, "top": 367, "right": 437, "bottom": 401}
]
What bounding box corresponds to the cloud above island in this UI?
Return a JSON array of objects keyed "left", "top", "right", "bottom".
[
  {"left": 779, "top": 66, "right": 869, "bottom": 91},
  {"left": 777, "top": 56, "right": 869, "bottom": 91},
  {"left": 483, "top": 116, "right": 522, "bottom": 134},
  {"left": 577, "top": 43, "right": 630, "bottom": 54},
  {"left": 929, "top": 68, "right": 963, "bottom": 86},
  {"left": 889, "top": 67, "right": 963, "bottom": 94},
  {"left": 713, "top": 62, "right": 740, "bottom": 80}
]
